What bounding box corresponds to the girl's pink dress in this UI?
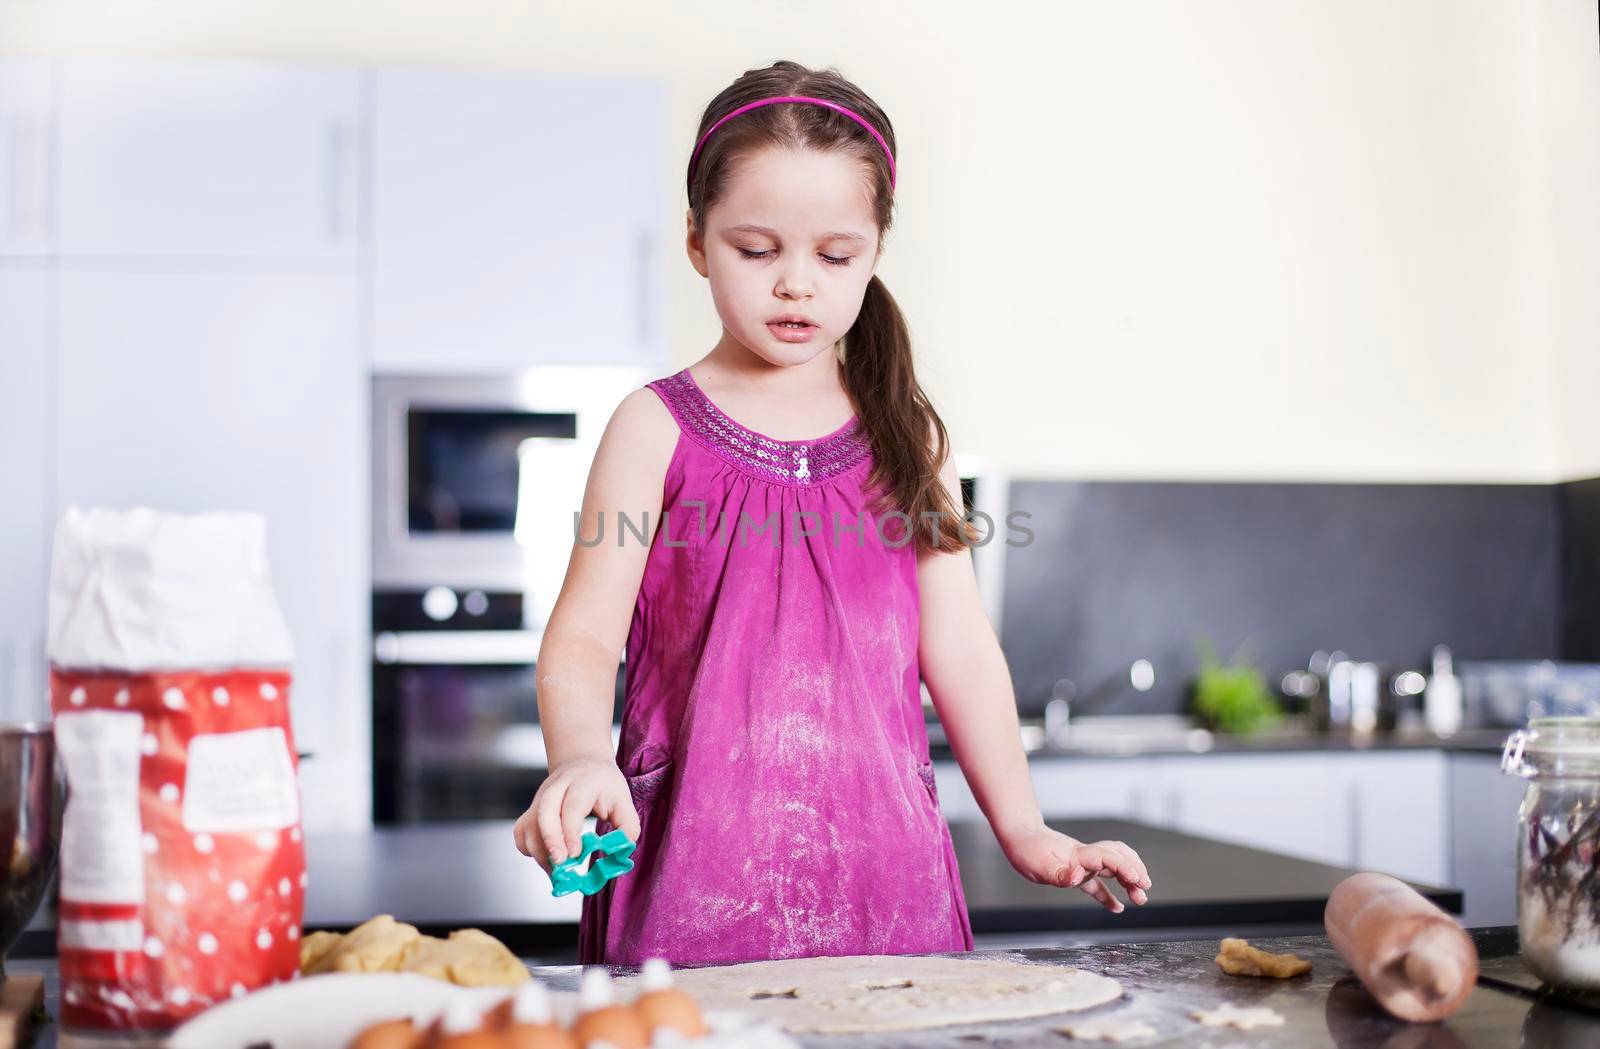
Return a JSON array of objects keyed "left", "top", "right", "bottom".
[{"left": 578, "top": 367, "right": 974, "bottom": 965}]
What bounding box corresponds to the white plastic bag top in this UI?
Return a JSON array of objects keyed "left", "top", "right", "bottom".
[{"left": 47, "top": 506, "right": 295, "bottom": 671}]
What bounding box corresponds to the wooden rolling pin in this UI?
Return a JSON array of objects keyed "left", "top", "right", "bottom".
[{"left": 1324, "top": 872, "right": 1478, "bottom": 1023}]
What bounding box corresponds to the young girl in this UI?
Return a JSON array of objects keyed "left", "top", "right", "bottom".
[{"left": 514, "top": 60, "right": 1151, "bottom": 965}]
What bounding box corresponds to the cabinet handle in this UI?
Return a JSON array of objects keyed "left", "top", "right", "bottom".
[
  {"left": 635, "top": 227, "right": 652, "bottom": 347},
  {"left": 5, "top": 116, "right": 17, "bottom": 237},
  {"left": 0, "top": 639, "right": 11, "bottom": 719},
  {"left": 7, "top": 114, "right": 48, "bottom": 241},
  {"left": 324, "top": 118, "right": 353, "bottom": 244},
  {"left": 1348, "top": 781, "right": 1362, "bottom": 868}
]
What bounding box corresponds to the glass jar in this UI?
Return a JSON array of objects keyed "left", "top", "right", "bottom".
[{"left": 1503, "top": 716, "right": 1600, "bottom": 990}]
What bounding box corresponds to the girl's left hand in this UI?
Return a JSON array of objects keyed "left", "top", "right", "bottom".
[{"left": 1001, "top": 826, "right": 1152, "bottom": 913}]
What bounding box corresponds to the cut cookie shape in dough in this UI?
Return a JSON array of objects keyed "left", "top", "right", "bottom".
[
  {"left": 1056, "top": 1015, "right": 1159, "bottom": 1042},
  {"left": 617, "top": 955, "right": 1123, "bottom": 1034},
  {"left": 1190, "top": 1003, "right": 1286, "bottom": 1030}
]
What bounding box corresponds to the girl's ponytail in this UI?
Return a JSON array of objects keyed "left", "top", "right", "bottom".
[{"left": 844, "top": 275, "right": 978, "bottom": 556}]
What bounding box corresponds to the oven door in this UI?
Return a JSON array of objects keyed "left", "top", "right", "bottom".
[{"left": 371, "top": 629, "right": 625, "bottom": 824}]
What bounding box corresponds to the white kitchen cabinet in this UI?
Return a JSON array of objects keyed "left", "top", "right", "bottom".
[
  {"left": 1347, "top": 751, "right": 1449, "bottom": 886},
  {"left": 1449, "top": 752, "right": 1524, "bottom": 927},
  {"left": 937, "top": 748, "right": 1454, "bottom": 889},
  {"left": 0, "top": 60, "right": 57, "bottom": 256},
  {"left": 930, "top": 761, "right": 974, "bottom": 820},
  {"left": 1030, "top": 758, "right": 1160, "bottom": 822},
  {"left": 1155, "top": 754, "right": 1356, "bottom": 869},
  {"left": 54, "top": 269, "right": 368, "bottom": 831},
  {"left": 370, "top": 69, "right": 664, "bottom": 371},
  {"left": 0, "top": 267, "right": 54, "bottom": 719},
  {"left": 57, "top": 60, "right": 360, "bottom": 261},
  {"left": 932, "top": 756, "right": 1155, "bottom": 825}
]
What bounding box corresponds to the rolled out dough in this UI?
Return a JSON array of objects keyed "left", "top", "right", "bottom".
[{"left": 617, "top": 955, "right": 1123, "bottom": 1034}]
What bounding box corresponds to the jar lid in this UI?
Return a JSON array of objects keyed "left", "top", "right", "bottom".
[{"left": 1502, "top": 716, "right": 1600, "bottom": 778}]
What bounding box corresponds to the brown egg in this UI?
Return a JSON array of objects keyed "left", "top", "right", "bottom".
[
  {"left": 502, "top": 1023, "right": 581, "bottom": 1049},
  {"left": 571, "top": 1005, "right": 650, "bottom": 1049},
  {"left": 634, "top": 989, "right": 708, "bottom": 1038},
  {"left": 348, "top": 1018, "right": 423, "bottom": 1049},
  {"left": 412, "top": 1017, "right": 445, "bottom": 1049},
  {"left": 481, "top": 998, "right": 515, "bottom": 1029},
  {"left": 434, "top": 1032, "right": 507, "bottom": 1049}
]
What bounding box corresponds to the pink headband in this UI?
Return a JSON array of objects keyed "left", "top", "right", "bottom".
[{"left": 687, "top": 94, "right": 897, "bottom": 190}]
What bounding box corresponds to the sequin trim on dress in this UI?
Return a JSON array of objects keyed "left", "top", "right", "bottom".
[{"left": 648, "top": 369, "right": 872, "bottom": 486}]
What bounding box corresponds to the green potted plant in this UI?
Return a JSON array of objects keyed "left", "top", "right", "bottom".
[{"left": 1189, "top": 635, "right": 1282, "bottom": 736}]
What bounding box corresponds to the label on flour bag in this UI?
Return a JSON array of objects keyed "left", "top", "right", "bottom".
[
  {"left": 56, "top": 710, "right": 146, "bottom": 907},
  {"left": 183, "top": 727, "right": 300, "bottom": 832},
  {"left": 50, "top": 669, "right": 306, "bottom": 1033}
]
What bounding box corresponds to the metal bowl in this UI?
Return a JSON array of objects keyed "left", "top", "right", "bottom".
[{"left": 0, "top": 724, "right": 62, "bottom": 963}]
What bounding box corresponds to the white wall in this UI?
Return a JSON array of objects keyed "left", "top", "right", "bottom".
[
  {"left": 1533, "top": 0, "right": 1600, "bottom": 481},
  {"left": 3, "top": 0, "right": 1594, "bottom": 482}
]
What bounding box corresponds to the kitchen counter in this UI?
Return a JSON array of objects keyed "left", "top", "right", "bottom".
[
  {"left": 17, "top": 817, "right": 1459, "bottom": 959},
  {"left": 287, "top": 817, "right": 1457, "bottom": 953},
  {"left": 8, "top": 928, "right": 1590, "bottom": 1047},
  {"left": 928, "top": 719, "right": 1513, "bottom": 761}
]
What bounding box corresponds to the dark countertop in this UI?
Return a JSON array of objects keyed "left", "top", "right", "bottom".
[
  {"left": 928, "top": 723, "right": 1513, "bottom": 761},
  {"left": 10, "top": 928, "right": 1595, "bottom": 1047},
  {"left": 15, "top": 817, "right": 1461, "bottom": 960},
  {"left": 293, "top": 817, "right": 1458, "bottom": 955}
]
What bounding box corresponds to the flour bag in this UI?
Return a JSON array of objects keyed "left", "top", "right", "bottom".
[{"left": 47, "top": 506, "right": 306, "bottom": 1032}]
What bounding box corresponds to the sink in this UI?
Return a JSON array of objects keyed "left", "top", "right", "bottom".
[
  {"left": 928, "top": 714, "right": 1215, "bottom": 757},
  {"left": 1033, "top": 714, "right": 1212, "bottom": 755}
]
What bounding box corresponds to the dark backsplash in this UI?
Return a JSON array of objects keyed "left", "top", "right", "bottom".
[
  {"left": 1562, "top": 476, "right": 1600, "bottom": 662},
  {"left": 998, "top": 478, "right": 1591, "bottom": 716}
]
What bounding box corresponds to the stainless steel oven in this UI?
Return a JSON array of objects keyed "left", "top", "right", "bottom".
[
  {"left": 370, "top": 597, "right": 626, "bottom": 823},
  {"left": 955, "top": 453, "right": 1011, "bottom": 643},
  {"left": 371, "top": 369, "right": 645, "bottom": 822},
  {"left": 373, "top": 368, "right": 649, "bottom": 614}
]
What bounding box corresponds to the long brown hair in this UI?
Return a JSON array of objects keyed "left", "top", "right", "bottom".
[{"left": 686, "top": 60, "right": 976, "bottom": 556}]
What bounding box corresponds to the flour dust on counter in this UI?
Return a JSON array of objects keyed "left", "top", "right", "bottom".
[{"left": 1055, "top": 1015, "right": 1159, "bottom": 1042}]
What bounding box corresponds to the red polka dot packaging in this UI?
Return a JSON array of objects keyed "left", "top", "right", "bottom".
[{"left": 47, "top": 507, "right": 305, "bottom": 1034}]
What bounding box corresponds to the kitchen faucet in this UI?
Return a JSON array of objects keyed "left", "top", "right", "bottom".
[{"left": 1043, "top": 659, "right": 1157, "bottom": 746}]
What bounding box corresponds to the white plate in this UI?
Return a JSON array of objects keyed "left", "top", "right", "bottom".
[
  {"left": 161, "top": 974, "right": 804, "bottom": 1049},
  {"left": 166, "top": 973, "right": 517, "bottom": 1049}
]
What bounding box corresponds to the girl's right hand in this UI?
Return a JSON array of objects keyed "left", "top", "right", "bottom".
[{"left": 513, "top": 755, "right": 642, "bottom": 874}]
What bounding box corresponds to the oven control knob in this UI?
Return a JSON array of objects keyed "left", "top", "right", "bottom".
[{"left": 422, "top": 586, "right": 459, "bottom": 622}]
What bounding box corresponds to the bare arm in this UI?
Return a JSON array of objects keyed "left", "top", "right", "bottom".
[
  {"left": 917, "top": 448, "right": 1151, "bottom": 911},
  {"left": 513, "top": 387, "right": 678, "bottom": 869},
  {"left": 915, "top": 452, "right": 1041, "bottom": 844}
]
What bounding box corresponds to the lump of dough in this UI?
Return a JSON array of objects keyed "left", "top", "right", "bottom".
[
  {"left": 1214, "top": 937, "right": 1312, "bottom": 978},
  {"left": 1190, "top": 1003, "right": 1286, "bottom": 1029},
  {"left": 398, "top": 928, "right": 529, "bottom": 986},
  {"left": 298, "top": 929, "right": 343, "bottom": 973},
  {"left": 306, "top": 914, "right": 421, "bottom": 974}
]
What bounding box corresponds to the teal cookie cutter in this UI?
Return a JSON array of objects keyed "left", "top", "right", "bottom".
[{"left": 550, "top": 828, "right": 636, "bottom": 897}]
